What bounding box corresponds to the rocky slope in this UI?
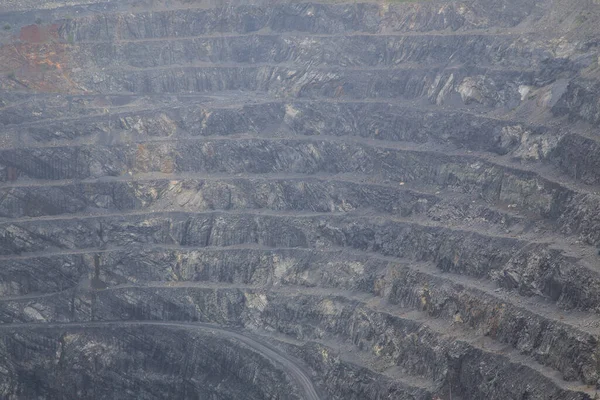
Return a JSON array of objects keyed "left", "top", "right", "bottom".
[{"left": 1, "top": 0, "right": 600, "bottom": 399}]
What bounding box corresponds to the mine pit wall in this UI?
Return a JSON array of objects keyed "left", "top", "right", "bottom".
[
  {"left": 3, "top": 100, "right": 600, "bottom": 187},
  {"left": 2, "top": 0, "right": 591, "bottom": 124},
  {"left": 0, "top": 241, "right": 597, "bottom": 392},
  {"left": 0, "top": 284, "right": 593, "bottom": 400},
  {"left": 1, "top": 212, "right": 596, "bottom": 309},
  {"left": 1, "top": 0, "right": 600, "bottom": 399},
  {"left": 0, "top": 326, "right": 303, "bottom": 400},
  {"left": 56, "top": 1, "right": 543, "bottom": 40},
  {"left": 3, "top": 98, "right": 600, "bottom": 246},
  {"left": 3, "top": 140, "right": 600, "bottom": 245},
  {"left": 0, "top": 323, "right": 439, "bottom": 400}
]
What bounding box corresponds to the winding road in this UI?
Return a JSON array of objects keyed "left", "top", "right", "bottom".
[{"left": 0, "top": 320, "right": 322, "bottom": 400}]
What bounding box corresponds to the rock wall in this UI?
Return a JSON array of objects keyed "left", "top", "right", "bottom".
[{"left": 1, "top": 0, "right": 600, "bottom": 399}]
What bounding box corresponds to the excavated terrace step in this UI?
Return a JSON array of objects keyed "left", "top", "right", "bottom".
[
  {"left": 2, "top": 240, "right": 600, "bottom": 373},
  {"left": 53, "top": 1, "right": 543, "bottom": 40},
  {"left": 2, "top": 134, "right": 599, "bottom": 245},
  {"left": 0, "top": 1, "right": 596, "bottom": 399},
  {"left": 0, "top": 282, "right": 595, "bottom": 398},
  {"left": 71, "top": 64, "right": 543, "bottom": 99},
  {"left": 68, "top": 33, "right": 555, "bottom": 71}
]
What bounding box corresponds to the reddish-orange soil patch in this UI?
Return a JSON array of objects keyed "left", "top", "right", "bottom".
[
  {"left": 18, "top": 24, "right": 57, "bottom": 43},
  {"left": 0, "top": 23, "right": 81, "bottom": 93}
]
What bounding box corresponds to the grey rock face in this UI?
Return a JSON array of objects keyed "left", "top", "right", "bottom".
[
  {"left": 0, "top": 325, "right": 305, "bottom": 399},
  {"left": 0, "top": 0, "right": 600, "bottom": 399}
]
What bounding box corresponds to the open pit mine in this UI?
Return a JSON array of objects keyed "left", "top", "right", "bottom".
[{"left": 1, "top": 0, "right": 600, "bottom": 399}]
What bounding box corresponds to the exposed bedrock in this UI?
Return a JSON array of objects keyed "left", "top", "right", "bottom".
[
  {"left": 0, "top": 324, "right": 307, "bottom": 400},
  {"left": 0, "top": 281, "right": 595, "bottom": 399},
  {"left": 1, "top": 0, "right": 600, "bottom": 399},
  {"left": 2, "top": 137, "right": 600, "bottom": 245}
]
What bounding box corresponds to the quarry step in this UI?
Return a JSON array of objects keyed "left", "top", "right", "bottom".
[
  {"left": 0, "top": 207, "right": 559, "bottom": 253},
  {"left": 261, "top": 331, "right": 439, "bottom": 394},
  {"left": 49, "top": 1, "right": 541, "bottom": 40},
  {"left": 2, "top": 138, "right": 599, "bottom": 248},
  {"left": 72, "top": 30, "right": 530, "bottom": 44},
  {"left": 0, "top": 95, "right": 518, "bottom": 135},
  {"left": 263, "top": 286, "right": 600, "bottom": 393},
  {"left": 4, "top": 130, "right": 598, "bottom": 193},
  {"left": 0, "top": 207, "right": 597, "bottom": 310},
  {"left": 0, "top": 174, "right": 529, "bottom": 240},
  {"left": 4, "top": 133, "right": 599, "bottom": 203},
  {"left": 2, "top": 244, "right": 600, "bottom": 363},
  {"left": 1, "top": 0, "right": 597, "bottom": 398},
  {"left": 0, "top": 319, "right": 322, "bottom": 400},
  {"left": 73, "top": 64, "right": 545, "bottom": 101},
  {"left": 88, "top": 61, "right": 537, "bottom": 74},
  {"left": 0, "top": 282, "right": 595, "bottom": 397},
  {"left": 362, "top": 301, "right": 598, "bottom": 397},
  {"left": 0, "top": 174, "right": 525, "bottom": 228},
  {"left": 263, "top": 286, "right": 598, "bottom": 396}
]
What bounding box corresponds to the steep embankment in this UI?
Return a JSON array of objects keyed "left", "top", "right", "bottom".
[{"left": 1, "top": 0, "right": 600, "bottom": 399}]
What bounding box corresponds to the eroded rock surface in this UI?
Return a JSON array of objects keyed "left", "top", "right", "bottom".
[{"left": 1, "top": 0, "right": 600, "bottom": 399}]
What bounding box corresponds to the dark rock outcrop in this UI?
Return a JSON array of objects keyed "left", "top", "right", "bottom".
[{"left": 1, "top": 0, "right": 600, "bottom": 399}]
